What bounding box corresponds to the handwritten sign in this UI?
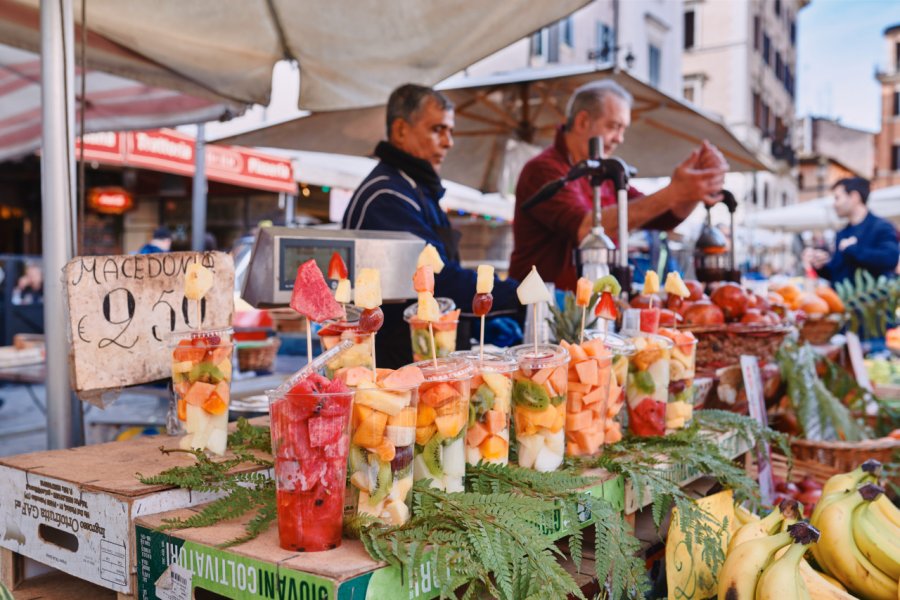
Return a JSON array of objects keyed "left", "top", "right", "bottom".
[
  {"left": 65, "top": 251, "right": 234, "bottom": 392},
  {"left": 740, "top": 355, "right": 774, "bottom": 505}
]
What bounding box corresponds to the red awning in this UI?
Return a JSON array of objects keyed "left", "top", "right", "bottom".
[{"left": 77, "top": 129, "right": 297, "bottom": 194}]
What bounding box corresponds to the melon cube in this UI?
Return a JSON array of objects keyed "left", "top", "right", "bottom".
[{"left": 575, "top": 359, "right": 599, "bottom": 386}]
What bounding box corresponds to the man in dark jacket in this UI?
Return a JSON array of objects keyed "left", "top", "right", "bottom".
[
  {"left": 804, "top": 177, "right": 899, "bottom": 284},
  {"left": 342, "top": 84, "right": 520, "bottom": 367}
]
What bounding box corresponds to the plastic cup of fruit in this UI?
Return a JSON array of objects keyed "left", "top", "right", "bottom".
[
  {"left": 507, "top": 344, "right": 570, "bottom": 472},
  {"left": 267, "top": 382, "right": 353, "bottom": 552},
  {"left": 624, "top": 334, "right": 673, "bottom": 437},
  {"left": 411, "top": 357, "right": 475, "bottom": 491},
  {"left": 317, "top": 306, "right": 374, "bottom": 378},
  {"left": 450, "top": 350, "right": 517, "bottom": 466},
  {"left": 348, "top": 382, "right": 419, "bottom": 525},
  {"left": 565, "top": 333, "right": 635, "bottom": 457},
  {"left": 657, "top": 328, "right": 698, "bottom": 431},
  {"left": 403, "top": 298, "right": 458, "bottom": 362},
  {"left": 169, "top": 328, "right": 234, "bottom": 455}
]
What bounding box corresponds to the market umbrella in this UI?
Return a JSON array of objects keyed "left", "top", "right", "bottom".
[
  {"left": 744, "top": 185, "right": 900, "bottom": 232},
  {"left": 0, "top": 0, "right": 591, "bottom": 111},
  {"left": 0, "top": 43, "right": 235, "bottom": 162},
  {"left": 220, "top": 64, "right": 768, "bottom": 193}
]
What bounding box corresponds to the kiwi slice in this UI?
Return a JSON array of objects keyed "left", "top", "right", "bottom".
[
  {"left": 348, "top": 444, "right": 367, "bottom": 474},
  {"left": 550, "top": 394, "right": 566, "bottom": 406},
  {"left": 422, "top": 433, "right": 445, "bottom": 477},
  {"left": 512, "top": 380, "right": 550, "bottom": 410},
  {"left": 368, "top": 456, "right": 393, "bottom": 505},
  {"left": 632, "top": 370, "right": 656, "bottom": 394},
  {"left": 468, "top": 383, "right": 496, "bottom": 427},
  {"left": 412, "top": 329, "right": 433, "bottom": 357}
]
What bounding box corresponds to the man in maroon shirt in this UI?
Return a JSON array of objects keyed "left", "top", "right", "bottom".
[{"left": 510, "top": 80, "right": 729, "bottom": 291}]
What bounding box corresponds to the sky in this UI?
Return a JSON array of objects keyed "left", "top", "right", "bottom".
[{"left": 796, "top": 0, "right": 900, "bottom": 132}]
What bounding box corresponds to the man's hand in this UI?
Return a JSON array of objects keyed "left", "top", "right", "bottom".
[
  {"left": 668, "top": 142, "right": 728, "bottom": 215},
  {"left": 802, "top": 247, "right": 830, "bottom": 270},
  {"left": 838, "top": 236, "right": 858, "bottom": 252}
]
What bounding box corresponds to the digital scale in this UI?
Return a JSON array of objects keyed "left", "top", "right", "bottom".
[{"left": 242, "top": 227, "right": 426, "bottom": 307}]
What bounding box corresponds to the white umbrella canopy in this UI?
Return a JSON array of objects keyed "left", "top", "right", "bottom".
[
  {"left": 1, "top": 0, "right": 590, "bottom": 111},
  {"left": 744, "top": 185, "right": 900, "bottom": 232},
  {"left": 0, "top": 43, "right": 235, "bottom": 161},
  {"left": 219, "top": 65, "right": 767, "bottom": 193}
]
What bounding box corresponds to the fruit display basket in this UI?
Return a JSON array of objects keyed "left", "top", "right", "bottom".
[
  {"left": 789, "top": 436, "right": 900, "bottom": 477},
  {"left": 678, "top": 322, "right": 792, "bottom": 372},
  {"left": 237, "top": 337, "right": 281, "bottom": 372},
  {"left": 798, "top": 313, "right": 845, "bottom": 345}
]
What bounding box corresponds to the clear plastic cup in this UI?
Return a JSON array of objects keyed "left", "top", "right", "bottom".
[
  {"left": 624, "top": 333, "right": 673, "bottom": 437},
  {"left": 316, "top": 307, "right": 374, "bottom": 378},
  {"left": 170, "top": 328, "right": 234, "bottom": 455},
  {"left": 412, "top": 357, "right": 474, "bottom": 491},
  {"left": 566, "top": 333, "right": 636, "bottom": 456},
  {"left": 403, "top": 298, "right": 459, "bottom": 362},
  {"left": 347, "top": 382, "right": 419, "bottom": 525},
  {"left": 450, "top": 351, "right": 517, "bottom": 466},
  {"left": 267, "top": 385, "right": 353, "bottom": 551},
  {"left": 507, "top": 344, "right": 570, "bottom": 472},
  {"left": 658, "top": 328, "right": 698, "bottom": 431}
]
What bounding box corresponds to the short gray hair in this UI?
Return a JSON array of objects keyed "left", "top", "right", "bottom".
[
  {"left": 386, "top": 84, "right": 454, "bottom": 138},
  {"left": 565, "top": 80, "right": 633, "bottom": 129}
]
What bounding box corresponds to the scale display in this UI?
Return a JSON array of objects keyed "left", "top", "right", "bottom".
[{"left": 279, "top": 239, "right": 353, "bottom": 291}]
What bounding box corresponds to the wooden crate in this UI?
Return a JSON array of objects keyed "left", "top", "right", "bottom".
[
  {"left": 135, "top": 473, "right": 624, "bottom": 600},
  {"left": 0, "top": 433, "right": 266, "bottom": 597}
]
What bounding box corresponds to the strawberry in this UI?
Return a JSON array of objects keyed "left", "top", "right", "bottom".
[
  {"left": 327, "top": 251, "right": 348, "bottom": 280},
  {"left": 594, "top": 291, "right": 617, "bottom": 320}
]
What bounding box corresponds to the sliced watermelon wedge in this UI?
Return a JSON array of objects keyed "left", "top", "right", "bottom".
[{"left": 290, "top": 259, "right": 345, "bottom": 323}]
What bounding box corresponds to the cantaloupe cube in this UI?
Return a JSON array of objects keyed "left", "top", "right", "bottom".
[
  {"left": 567, "top": 381, "right": 592, "bottom": 394},
  {"left": 531, "top": 367, "right": 554, "bottom": 386},
  {"left": 568, "top": 393, "right": 584, "bottom": 413},
  {"left": 549, "top": 366, "right": 568, "bottom": 394},
  {"left": 183, "top": 381, "right": 216, "bottom": 406},
  {"left": 565, "top": 410, "right": 592, "bottom": 432},
  {"left": 388, "top": 406, "right": 416, "bottom": 428},
  {"left": 582, "top": 386, "right": 605, "bottom": 405},
  {"left": 416, "top": 405, "right": 437, "bottom": 427},
  {"left": 435, "top": 413, "right": 464, "bottom": 439},
  {"left": 575, "top": 360, "right": 599, "bottom": 386},
  {"left": 352, "top": 410, "right": 388, "bottom": 448},
  {"left": 569, "top": 344, "right": 589, "bottom": 362},
  {"left": 466, "top": 422, "right": 489, "bottom": 448},
  {"left": 604, "top": 421, "right": 622, "bottom": 444},
  {"left": 483, "top": 409, "right": 507, "bottom": 435},
  {"left": 480, "top": 435, "right": 508, "bottom": 461}
]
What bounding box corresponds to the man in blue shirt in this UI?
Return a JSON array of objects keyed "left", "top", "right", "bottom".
[
  {"left": 343, "top": 84, "right": 520, "bottom": 366},
  {"left": 137, "top": 227, "right": 172, "bottom": 254},
  {"left": 804, "top": 178, "right": 899, "bottom": 284}
]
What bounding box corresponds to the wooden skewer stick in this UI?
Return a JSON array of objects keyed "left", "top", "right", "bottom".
[
  {"left": 429, "top": 322, "right": 438, "bottom": 367},
  {"left": 579, "top": 306, "right": 586, "bottom": 345},
  {"left": 479, "top": 315, "right": 485, "bottom": 362},
  {"left": 371, "top": 333, "right": 377, "bottom": 377},
  {"left": 306, "top": 318, "right": 313, "bottom": 365},
  {"left": 533, "top": 304, "right": 539, "bottom": 354}
]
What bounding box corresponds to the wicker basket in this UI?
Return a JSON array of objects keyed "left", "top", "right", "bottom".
[
  {"left": 747, "top": 452, "right": 837, "bottom": 488},
  {"left": 237, "top": 338, "right": 281, "bottom": 372},
  {"left": 798, "top": 313, "right": 845, "bottom": 345},
  {"left": 679, "top": 322, "right": 792, "bottom": 372},
  {"left": 789, "top": 436, "right": 900, "bottom": 477}
]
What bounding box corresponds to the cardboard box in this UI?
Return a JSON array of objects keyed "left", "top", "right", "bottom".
[
  {"left": 135, "top": 474, "right": 625, "bottom": 600},
  {"left": 0, "top": 434, "right": 264, "bottom": 595}
]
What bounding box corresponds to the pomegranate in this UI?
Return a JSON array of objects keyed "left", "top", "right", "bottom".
[
  {"left": 683, "top": 300, "right": 725, "bottom": 326},
  {"left": 710, "top": 283, "right": 750, "bottom": 321},
  {"left": 684, "top": 279, "right": 704, "bottom": 301},
  {"left": 740, "top": 309, "right": 767, "bottom": 325}
]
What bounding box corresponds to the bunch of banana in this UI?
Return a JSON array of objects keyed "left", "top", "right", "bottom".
[
  {"left": 728, "top": 498, "right": 800, "bottom": 553},
  {"left": 811, "top": 483, "right": 899, "bottom": 600},
  {"left": 756, "top": 522, "right": 822, "bottom": 600}
]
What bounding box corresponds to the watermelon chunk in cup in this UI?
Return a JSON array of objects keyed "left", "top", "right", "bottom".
[
  {"left": 507, "top": 344, "right": 569, "bottom": 472},
  {"left": 317, "top": 306, "right": 374, "bottom": 378},
  {"left": 624, "top": 334, "right": 673, "bottom": 437},
  {"left": 267, "top": 374, "right": 352, "bottom": 552},
  {"left": 347, "top": 365, "right": 423, "bottom": 525},
  {"left": 658, "top": 328, "right": 698, "bottom": 431},
  {"left": 450, "top": 351, "right": 517, "bottom": 466},
  {"left": 403, "top": 298, "right": 459, "bottom": 362},
  {"left": 412, "top": 357, "right": 474, "bottom": 491},
  {"left": 170, "top": 328, "right": 234, "bottom": 455}
]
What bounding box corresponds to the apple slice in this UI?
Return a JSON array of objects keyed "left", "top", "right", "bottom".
[{"left": 516, "top": 266, "right": 551, "bottom": 305}]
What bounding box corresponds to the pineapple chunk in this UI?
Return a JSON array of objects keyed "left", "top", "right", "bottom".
[
  {"left": 354, "top": 268, "right": 382, "bottom": 309},
  {"left": 335, "top": 278, "right": 352, "bottom": 303},
  {"left": 643, "top": 270, "right": 660, "bottom": 295},
  {"left": 184, "top": 263, "right": 214, "bottom": 300},
  {"left": 417, "top": 292, "right": 442, "bottom": 322},
  {"left": 417, "top": 244, "right": 445, "bottom": 274},
  {"left": 481, "top": 372, "right": 512, "bottom": 412},
  {"left": 516, "top": 266, "right": 552, "bottom": 304},
  {"left": 664, "top": 272, "right": 690, "bottom": 298},
  {"left": 476, "top": 265, "right": 495, "bottom": 294}
]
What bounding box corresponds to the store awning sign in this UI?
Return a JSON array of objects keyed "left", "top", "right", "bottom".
[
  {"left": 88, "top": 186, "right": 134, "bottom": 215},
  {"left": 77, "top": 129, "right": 298, "bottom": 194}
]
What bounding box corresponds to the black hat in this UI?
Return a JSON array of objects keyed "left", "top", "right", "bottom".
[{"left": 152, "top": 226, "right": 172, "bottom": 240}]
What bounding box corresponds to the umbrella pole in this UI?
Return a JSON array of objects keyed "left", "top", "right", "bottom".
[{"left": 41, "top": 0, "right": 78, "bottom": 449}]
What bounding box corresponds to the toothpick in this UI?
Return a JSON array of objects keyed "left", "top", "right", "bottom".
[
  {"left": 429, "top": 322, "right": 438, "bottom": 367},
  {"left": 579, "top": 306, "right": 586, "bottom": 345},
  {"left": 371, "top": 333, "right": 377, "bottom": 377},
  {"left": 602, "top": 318, "right": 608, "bottom": 343},
  {"left": 532, "top": 304, "right": 538, "bottom": 354},
  {"left": 479, "top": 315, "right": 485, "bottom": 362},
  {"left": 648, "top": 295, "right": 654, "bottom": 311},
  {"left": 306, "top": 318, "right": 313, "bottom": 364},
  {"left": 196, "top": 300, "right": 202, "bottom": 333}
]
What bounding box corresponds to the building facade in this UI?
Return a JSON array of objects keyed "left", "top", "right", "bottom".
[
  {"left": 795, "top": 116, "right": 874, "bottom": 202},
  {"left": 681, "top": 0, "right": 808, "bottom": 220},
  {"left": 874, "top": 24, "right": 900, "bottom": 190}
]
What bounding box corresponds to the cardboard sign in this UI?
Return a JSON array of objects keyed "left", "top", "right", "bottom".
[
  {"left": 741, "top": 355, "right": 774, "bottom": 505},
  {"left": 65, "top": 251, "right": 234, "bottom": 392}
]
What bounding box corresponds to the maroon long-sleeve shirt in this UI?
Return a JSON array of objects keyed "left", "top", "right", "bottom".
[{"left": 510, "top": 127, "right": 681, "bottom": 291}]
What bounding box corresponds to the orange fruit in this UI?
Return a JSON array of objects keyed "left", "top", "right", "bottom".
[
  {"left": 776, "top": 284, "right": 800, "bottom": 302},
  {"left": 815, "top": 287, "right": 844, "bottom": 313},
  {"left": 798, "top": 294, "right": 829, "bottom": 317},
  {"left": 201, "top": 392, "right": 228, "bottom": 416},
  {"left": 177, "top": 398, "right": 187, "bottom": 421}
]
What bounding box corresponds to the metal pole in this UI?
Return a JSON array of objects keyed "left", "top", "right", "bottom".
[
  {"left": 41, "top": 0, "right": 76, "bottom": 449},
  {"left": 285, "top": 193, "right": 296, "bottom": 226},
  {"left": 191, "top": 123, "right": 207, "bottom": 251}
]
